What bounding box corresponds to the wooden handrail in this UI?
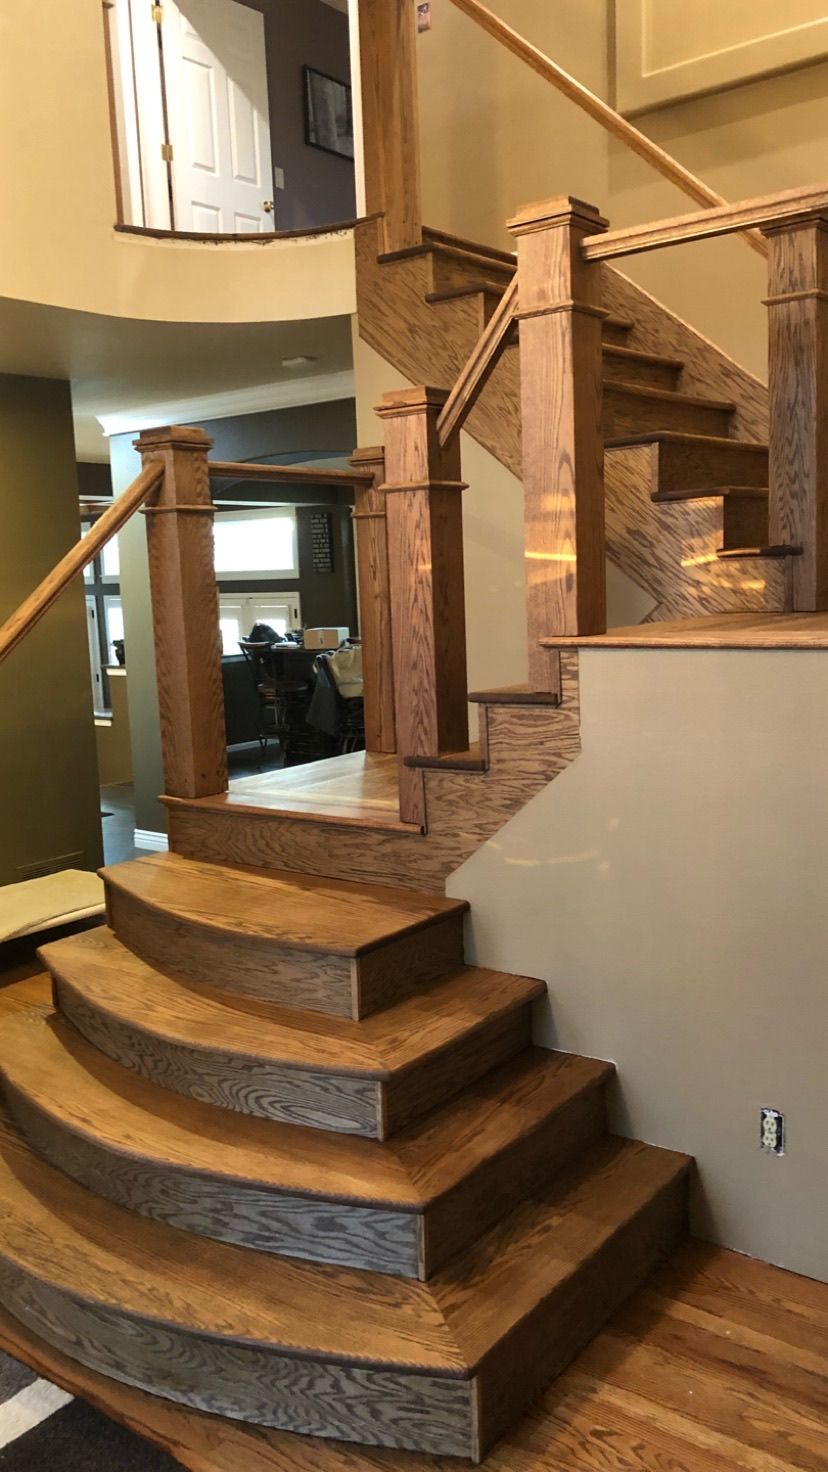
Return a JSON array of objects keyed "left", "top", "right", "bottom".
[
  {"left": 0, "top": 461, "right": 164, "bottom": 667},
  {"left": 437, "top": 277, "right": 519, "bottom": 447},
  {"left": 581, "top": 183, "right": 828, "bottom": 262},
  {"left": 208, "top": 461, "right": 374, "bottom": 487},
  {"left": 445, "top": 0, "right": 767, "bottom": 258}
]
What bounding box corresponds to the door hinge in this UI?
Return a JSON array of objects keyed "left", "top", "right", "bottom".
[
  {"left": 151, "top": 3, "right": 163, "bottom": 23},
  {"left": 161, "top": 142, "right": 174, "bottom": 162}
]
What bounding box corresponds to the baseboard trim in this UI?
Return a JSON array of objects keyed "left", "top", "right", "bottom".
[{"left": 133, "top": 829, "right": 169, "bottom": 853}]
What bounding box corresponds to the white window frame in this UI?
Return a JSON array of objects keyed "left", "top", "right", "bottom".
[{"left": 219, "top": 592, "right": 302, "bottom": 653}]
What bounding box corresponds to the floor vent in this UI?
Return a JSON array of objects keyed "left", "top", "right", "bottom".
[{"left": 16, "top": 853, "right": 85, "bottom": 881}]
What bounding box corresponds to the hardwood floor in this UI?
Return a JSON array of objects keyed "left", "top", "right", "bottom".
[
  {"left": 174, "top": 752, "right": 409, "bottom": 829},
  {"left": 0, "top": 1239, "right": 824, "bottom": 1471}
]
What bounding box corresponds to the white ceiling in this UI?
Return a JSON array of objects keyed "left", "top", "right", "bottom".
[{"left": 0, "top": 297, "right": 354, "bottom": 461}]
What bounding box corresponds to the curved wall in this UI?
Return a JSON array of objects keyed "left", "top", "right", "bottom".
[{"left": 0, "top": 1, "right": 355, "bottom": 324}]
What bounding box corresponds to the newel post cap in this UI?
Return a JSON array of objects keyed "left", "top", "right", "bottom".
[
  {"left": 133, "top": 424, "right": 215, "bottom": 454},
  {"left": 508, "top": 196, "right": 609, "bottom": 239},
  {"left": 374, "top": 386, "right": 450, "bottom": 420}
]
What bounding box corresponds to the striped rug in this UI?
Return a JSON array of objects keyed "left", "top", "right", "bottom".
[{"left": 0, "top": 1350, "right": 178, "bottom": 1468}]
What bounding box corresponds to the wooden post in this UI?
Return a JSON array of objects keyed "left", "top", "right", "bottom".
[
  {"left": 358, "top": 0, "right": 422, "bottom": 254},
  {"left": 350, "top": 447, "right": 396, "bottom": 754},
  {"left": 134, "top": 426, "right": 228, "bottom": 800},
  {"left": 764, "top": 212, "right": 828, "bottom": 609},
  {"left": 508, "top": 196, "right": 608, "bottom": 689},
  {"left": 375, "top": 388, "right": 469, "bottom": 825}
]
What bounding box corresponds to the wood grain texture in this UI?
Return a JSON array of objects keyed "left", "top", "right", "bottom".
[
  {"left": 0, "top": 462, "right": 163, "bottom": 667},
  {"left": 582, "top": 182, "right": 828, "bottom": 261},
  {"left": 603, "top": 381, "right": 734, "bottom": 439},
  {"left": 358, "top": 0, "right": 421, "bottom": 253},
  {"left": 438, "top": 278, "right": 519, "bottom": 446},
  {"left": 103, "top": 853, "right": 467, "bottom": 1017},
  {"left": 44, "top": 928, "right": 542, "bottom": 1138},
  {"left": 1, "top": 1239, "right": 825, "bottom": 1472},
  {"left": 542, "top": 609, "right": 828, "bottom": 647},
  {"left": 377, "top": 386, "right": 469, "bottom": 820},
  {"left": 350, "top": 448, "right": 396, "bottom": 753},
  {"left": 135, "top": 427, "right": 227, "bottom": 800},
  {"left": 765, "top": 218, "right": 828, "bottom": 610},
  {"left": 509, "top": 198, "right": 608, "bottom": 661},
  {"left": 168, "top": 655, "right": 583, "bottom": 892}
]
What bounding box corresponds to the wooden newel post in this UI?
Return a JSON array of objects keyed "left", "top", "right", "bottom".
[
  {"left": 357, "top": 0, "right": 422, "bottom": 253},
  {"left": 376, "top": 388, "right": 469, "bottom": 825},
  {"left": 764, "top": 211, "right": 828, "bottom": 610},
  {"left": 509, "top": 196, "right": 609, "bottom": 689},
  {"left": 350, "top": 446, "right": 396, "bottom": 754},
  {"left": 134, "top": 426, "right": 228, "bottom": 800}
]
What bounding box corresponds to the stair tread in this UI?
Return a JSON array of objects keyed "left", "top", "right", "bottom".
[
  {"left": 717, "top": 544, "right": 801, "bottom": 559},
  {"left": 101, "top": 852, "right": 467, "bottom": 956},
  {"left": 602, "top": 345, "right": 683, "bottom": 371},
  {"left": 606, "top": 430, "right": 768, "bottom": 452},
  {"left": 41, "top": 928, "right": 542, "bottom": 1079},
  {"left": 0, "top": 1104, "right": 687, "bottom": 1375},
  {"left": 654, "top": 484, "right": 769, "bottom": 502},
  {"left": 604, "top": 381, "right": 736, "bottom": 413},
  {"left": 0, "top": 1011, "right": 607, "bottom": 1211}
]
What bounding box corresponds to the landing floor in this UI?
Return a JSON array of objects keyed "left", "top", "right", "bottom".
[
  {"left": 543, "top": 609, "right": 828, "bottom": 648},
  {"left": 172, "top": 751, "right": 409, "bottom": 829}
]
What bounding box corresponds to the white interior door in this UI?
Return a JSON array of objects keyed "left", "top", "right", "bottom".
[{"left": 164, "top": 0, "right": 274, "bottom": 233}]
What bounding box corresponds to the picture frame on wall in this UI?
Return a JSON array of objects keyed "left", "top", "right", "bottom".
[{"left": 303, "top": 66, "right": 354, "bottom": 160}]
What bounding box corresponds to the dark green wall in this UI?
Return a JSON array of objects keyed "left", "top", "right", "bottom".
[{"left": 0, "top": 375, "right": 102, "bottom": 884}]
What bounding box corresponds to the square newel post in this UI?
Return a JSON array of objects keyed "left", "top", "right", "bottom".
[
  {"left": 134, "top": 426, "right": 228, "bottom": 801},
  {"left": 350, "top": 446, "right": 396, "bottom": 754},
  {"left": 509, "top": 197, "right": 609, "bottom": 690},
  {"left": 763, "top": 212, "right": 828, "bottom": 609},
  {"left": 375, "top": 388, "right": 469, "bottom": 825}
]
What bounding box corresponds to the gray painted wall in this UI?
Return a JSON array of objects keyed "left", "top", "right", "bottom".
[
  {"left": 0, "top": 376, "right": 102, "bottom": 885},
  {"left": 449, "top": 649, "right": 828, "bottom": 1282},
  {"left": 238, "top": 0, "right": 355, "bottom": 230}
]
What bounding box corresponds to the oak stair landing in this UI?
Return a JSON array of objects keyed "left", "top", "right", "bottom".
[{"left": 0, "top": 853, "right": 690, "bottom": 1464}]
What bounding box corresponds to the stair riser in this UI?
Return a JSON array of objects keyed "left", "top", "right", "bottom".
[
  {"left": 653, "top": 441, "right": 769, "bottom": 495},
  {"left": 601, "top": 320, "right": 632, "bottom": 347},
  {"left": 721, "top": 496, "right": 769, "bottom": 550},
  {"left": 602, "top": 356, "right": 681, "bottom": 392},
  {"left": 0, "top": 1259, "right": 476, "bottom": 1458},
  {"left": 604, "top": 391, "right": 732, "bottom": 440},
  {"left": 473, "top": 1172, "right": 689, "bottom": 1458},
  {"left": 106, "top": 886, "right": 465, "bottom": 1019},
  {"left": 3, "top": 1084, "right": 423, "bottom": 1278},
  {"left": 428, "top": 252, "right": 513, "bottom": 297}
]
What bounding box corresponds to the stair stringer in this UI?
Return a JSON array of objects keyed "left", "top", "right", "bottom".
[{"left": 354, "top": 219, "right": 787, "bottom": 623}]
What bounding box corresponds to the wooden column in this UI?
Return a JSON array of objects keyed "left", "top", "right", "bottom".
[
  {"left": 350, "top": 446, "right": 396, "bottom": 754},
  {"left": 358, "top": 0, "right": 422, "bottom": 254},
  {"left": 376, "top": 388, "right": 469, "bottom": 825},
  {"left": 508, "top": 197, "right": 608, "bottom": 689},
  {"left": 134, "top": 426, "right": 228, "bottom": 800},
  {"left": 764, "top": 212, "right": 828, "bottom": 609}
]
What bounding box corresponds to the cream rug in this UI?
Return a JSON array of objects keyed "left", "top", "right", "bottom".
[{"left": 0, "top": 870, "right": 105, "bottom": 943}]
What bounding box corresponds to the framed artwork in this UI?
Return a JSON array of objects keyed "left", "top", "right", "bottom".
[{"left": 303, "top": 66, "right": 354, "bottom": 160}]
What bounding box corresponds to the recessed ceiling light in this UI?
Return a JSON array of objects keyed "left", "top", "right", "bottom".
[{"left": 281, "top": 354, "right": 318, "bottom": 370}]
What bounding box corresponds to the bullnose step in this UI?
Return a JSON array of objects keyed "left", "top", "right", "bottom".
[
  {"left": 42, "top": 928, "right": 543, "bottom": 1138},
  {"left": 0, "top": 1102, "right": 689, "bottom": 1460},
  {"left": 102, "top": 853, "right": 468, "bottom": 1019}
]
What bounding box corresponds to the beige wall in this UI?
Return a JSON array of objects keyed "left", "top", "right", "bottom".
[
  {"left": 448, "top": 649, "right": 828, "bottom": 1282},
  {"left": 0, "top": 376, "right": 103, "bottom": 886},
  {"left": 0, "top": 2, "right": 354, "bottom": 324},
  {"left": 416, "top": 0, "right": 828, "bottom": 377}
]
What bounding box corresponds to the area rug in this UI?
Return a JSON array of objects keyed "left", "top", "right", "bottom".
[{"left": 0, "top": 1350, "right": 178, "bottom": 1469}]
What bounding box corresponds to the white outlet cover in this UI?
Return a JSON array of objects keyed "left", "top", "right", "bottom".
[{"left": 274, "top": 166, "right": 286, "bottom": 191}]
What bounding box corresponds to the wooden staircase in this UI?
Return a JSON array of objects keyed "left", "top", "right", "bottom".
[{"left": 0, "top": 853, "right": 690, "bottom": 1462}]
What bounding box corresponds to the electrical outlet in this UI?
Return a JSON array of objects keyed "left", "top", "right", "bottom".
[
  {"left": 274, "top": 166, "right": 286, "bottom": 191},
  {"left": 760, "top": 1108, "right": 785, "bottom": 1156}
]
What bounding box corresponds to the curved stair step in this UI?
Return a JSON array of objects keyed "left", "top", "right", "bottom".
[
  {"left": 0, "top": 1101, "right": 689, "bottom": 1459},
  {"left": 102, "top": 853, "right": 467, "bottom": 1018},
  {"left": 0, "top": 1011, "right": 610, "bottom": 1279},
  {"left": 42, "top": 928, "right": 543, "bottom": 1138}
]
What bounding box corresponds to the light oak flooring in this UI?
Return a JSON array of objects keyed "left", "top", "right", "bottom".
[
  {"left": 0, "top": 1240, "right": 824, "bottom": 1471},
  {"left": 169, "top": 751, "right": 409, "bottom": 828}
]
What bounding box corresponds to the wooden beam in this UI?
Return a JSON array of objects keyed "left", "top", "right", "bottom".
[
  {"left": 582, "top": 182, "right": 828, "bottom": 262},
  {"left": 437, "top": 278, "right": 519, "bottom": 447},
  {"left": 350, "top": 447, "right": 397, "bottom": 754},
  {"left": 445, "top": 0, "right": 766, "bottom": 258},
  {"left": 135, "top": 426, "right": 228, "bottom": 801},
  {"left": 376, "top": 388, "right": 469, "bottom": 824},
  {"left": 208, "top": 462, "right": 373, "bottom": 486},
  {"left": 764, "top": 213, "right": 828, "bottom": 611},
  {"left": 0, "top": 463, "right": 163, "bottom": 668},
  {"left": 509, "top": 197, "right": 608, "bottom": 685},
  {"left": 357, "top": 0, "right": 422, "bottom": 254}
]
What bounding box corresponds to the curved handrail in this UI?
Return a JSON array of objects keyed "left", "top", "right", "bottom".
[
  {"left": 0, "top": 461, "right": 164, "bottom": 667},
  {"left": 445, "top": 0, "right": 767, "bottom": 258}
]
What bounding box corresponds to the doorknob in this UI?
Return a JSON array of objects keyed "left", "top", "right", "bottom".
[{"left": 263, "top": 200, "right": 275, "bottom": 213}]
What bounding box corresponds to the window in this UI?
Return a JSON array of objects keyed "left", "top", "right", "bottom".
[
  {"left": 103, "top": 596, "right": 125, "bottom": 664},
  {"left": 219, "top": 594, "right": 302, "bottom": 653},
  {"left": 101, "top": 535, "right": 121, "bottom": 581},
  {"left": 213, "top": 509, "right": 297, "bottom": 579}
]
